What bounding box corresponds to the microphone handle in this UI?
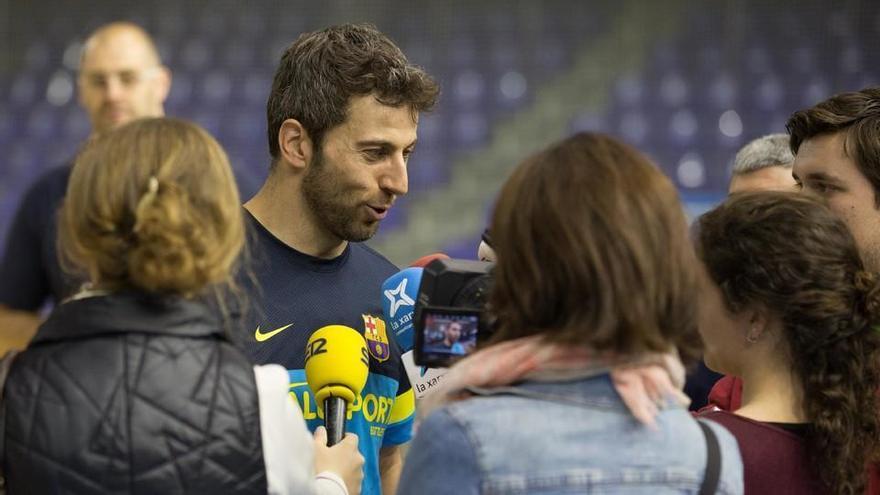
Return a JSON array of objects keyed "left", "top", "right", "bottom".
[{"left": 324, "top": 396, "right": 347, "bottom": 446}]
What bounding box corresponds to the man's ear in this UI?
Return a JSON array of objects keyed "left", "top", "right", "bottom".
[
  {"left": 155, "top": 66, "right": 172, "bottom": 104},
  {"left": 278, "top": 119, "right": 313, "bottom": 170}
]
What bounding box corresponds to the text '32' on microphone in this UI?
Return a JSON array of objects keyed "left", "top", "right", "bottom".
[{"left": 304, "top": 325, "right": 369, "bottom": 446}]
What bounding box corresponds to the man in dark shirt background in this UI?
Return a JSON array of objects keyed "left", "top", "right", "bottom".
[{"left": 0, "top": 22, "right": 171, "bottom": 353}]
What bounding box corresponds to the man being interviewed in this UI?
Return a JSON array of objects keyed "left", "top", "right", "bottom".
[{"left": 238, "top": 23, "right": 439, "bottom": 495}]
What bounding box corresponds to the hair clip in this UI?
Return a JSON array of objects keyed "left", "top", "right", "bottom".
[{"left": 147, "top": 176, "right": 159, "bottom": 194}]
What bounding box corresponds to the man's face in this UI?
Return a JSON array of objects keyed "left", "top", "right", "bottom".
[
  {"left": 728, "top": 165, "right": 797, "bottom": 194},
  {"left": 793, "top": 132, "right": 880, "bottom": 270},
  {"left": 78, "top": 30, "right": 169, "bottom": 134},
  {"left": 447, "top": 323, "right": 462, "bottom": 343},
  {"left": 302, "top": 95, "right": 417, "bottom": 242}
]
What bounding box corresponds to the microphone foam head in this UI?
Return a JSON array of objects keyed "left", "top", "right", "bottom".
[{"left": 305, "top": 325, "right": 369, "bottom": 405}]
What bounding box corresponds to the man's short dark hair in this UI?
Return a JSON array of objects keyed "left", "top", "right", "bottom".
[
  {"left": 266, "top": 23, "right": 439, "bottom": 165},
  {"left": 787, "top": 86, "right": 880, "bottom": 205}
]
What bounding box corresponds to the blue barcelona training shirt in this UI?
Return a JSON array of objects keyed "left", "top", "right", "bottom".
[{"left": 237, "top": 211, "right": 414, "bottom": 495}]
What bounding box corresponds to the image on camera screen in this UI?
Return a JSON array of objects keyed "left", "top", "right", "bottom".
[{"left": 422, "top": 311, "right": 479, "bottom": 357}]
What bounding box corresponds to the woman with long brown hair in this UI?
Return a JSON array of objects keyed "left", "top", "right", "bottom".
[
  {"left": 398, "top": 132, "right": 744, "bottom": 494},
  {"left": 696, "top": 191, "right": 880, "bottom": 494},
  {"left": 2, "top": 118, "right": 363, "bottom": 495}
]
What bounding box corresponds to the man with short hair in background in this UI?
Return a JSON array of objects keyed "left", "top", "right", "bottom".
[
  {"left": 728, "top": 133, "right": 796, "bottom": 194},
  {"left": 781, "top": 88, "right": 880, "bottom": 490},
  {"left": 0, "top": 22, "right": 171, "bottom": 352},
  {"left": 789, "top": 87, "right": 880, "bottom": 272},
  {"left": 239, "top": 23, "right": 439, "bottom": 495}
]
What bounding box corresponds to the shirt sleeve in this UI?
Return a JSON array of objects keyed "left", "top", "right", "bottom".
[
  {"left": 382, "top": 359, "right": 415, "bottom": 446},
  {"left": 0, "top": 179, "right": 52, "bottom": 310},
  {"left": 315, "top": 472, "right": 349, "bottom": 495},
  {"left": 397, "top": 407, "right": 481, "bottom": 495},
  {"left": 255, "top": 364, "right": 347, "bottom": 495}
]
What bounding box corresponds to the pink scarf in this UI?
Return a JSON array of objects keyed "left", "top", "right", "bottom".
[{"left": 419, "top": 335, "right": 690, "bottom": 428}]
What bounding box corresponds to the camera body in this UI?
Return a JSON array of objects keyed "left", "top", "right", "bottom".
[{"left": 413, "top": 258, "right": 493, "bottom": 367}]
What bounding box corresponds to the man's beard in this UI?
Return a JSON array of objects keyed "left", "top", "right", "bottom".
[{"left": 301, "top": 151, "right": 380, "bottom": 243}]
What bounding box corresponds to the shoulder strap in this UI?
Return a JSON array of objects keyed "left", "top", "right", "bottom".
[
  {"left": 697, "top": 419, "right": 722, "bottom": 495},
  {"left": 0, "top": 350, "right": 19, "bottom": 494},
  {"left": 0, "top": 351, "right": 15, "bottom": 494}
]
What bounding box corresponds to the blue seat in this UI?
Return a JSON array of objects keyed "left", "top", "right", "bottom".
[
  {"left": 9, "top": 74, "right": 40, "bottom": 108},
  {"left": 26, "top": 103, "right": 60, "bottom": 141},
  {"left": 165, "top": 70, "right": 194, "bottom": 111},
  {"left": 179, "top": 39, "right": 213, "bottom": 71},
  {"left": 200, "top": 71, "right": 233, "bottom": 104},
  {"left": 451, "top": 70, "right": 487, "bottom": 107}
]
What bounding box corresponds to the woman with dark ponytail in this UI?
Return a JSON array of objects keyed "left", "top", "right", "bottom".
[{"left": 695, "top": 191, "right": 880, "bottom": 494}]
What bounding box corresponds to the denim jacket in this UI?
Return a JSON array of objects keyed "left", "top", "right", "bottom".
[{"left": 399, "top": 373, "right": 743, "bottom": 494}]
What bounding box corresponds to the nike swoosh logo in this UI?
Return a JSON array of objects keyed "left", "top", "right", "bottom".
[{"left": 254, "top": 323, "right": 293, "bottom": 342}]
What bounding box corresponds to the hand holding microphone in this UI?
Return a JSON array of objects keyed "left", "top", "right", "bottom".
[
  {"left": 313, "top": 426, "right": 364, "bottom": 495},
  {"left": 304, "top": 325, "right": 370, "bottom": 446}
]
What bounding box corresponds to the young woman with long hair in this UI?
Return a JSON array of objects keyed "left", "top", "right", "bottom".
[{"left": 696, "top": 191, "right": 880, "bottom": 494}]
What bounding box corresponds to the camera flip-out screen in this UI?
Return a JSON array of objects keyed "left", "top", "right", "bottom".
[{"left": 414, "top": 307, "right": 480, "bottom": 367}]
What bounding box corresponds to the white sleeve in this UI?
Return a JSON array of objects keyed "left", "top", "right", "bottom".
[
  {"left": 315, "top": 472, "right": 349, "bottom": 495},
  {"left": 254, "top": 364, "right": 347, "bottom": 495}
]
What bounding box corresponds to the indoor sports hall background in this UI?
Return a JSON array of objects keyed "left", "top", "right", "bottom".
[{"left": 0, "top": 0, "right": 877, "bottom": 265}]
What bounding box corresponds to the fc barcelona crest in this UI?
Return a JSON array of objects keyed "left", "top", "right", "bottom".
[{"left": 362, "top": 314, "right": 390, "bottom": 362}]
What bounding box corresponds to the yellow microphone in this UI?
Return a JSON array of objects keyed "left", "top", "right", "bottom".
[{"left": 305, "top": 325, "right": 370, "bottom": 445}]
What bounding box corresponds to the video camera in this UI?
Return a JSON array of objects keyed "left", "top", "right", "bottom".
[{"left": 412, "top": 258, "right": 494, "bottom": 368}]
